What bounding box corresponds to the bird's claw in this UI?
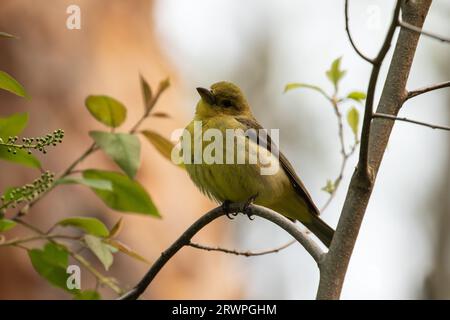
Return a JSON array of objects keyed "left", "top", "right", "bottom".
[
  {"left": 221, "top": 200, "right": 238, "bottom": 220},
  {"left": 243, "top": 194, "right": 258, "bottom": 220}
]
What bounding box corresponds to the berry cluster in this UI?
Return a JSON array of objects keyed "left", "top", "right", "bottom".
[{"left": 0, "top": 129, "right": 64, "bottom": 154}]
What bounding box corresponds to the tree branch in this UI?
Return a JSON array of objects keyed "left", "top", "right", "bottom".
[
  {"left": 118, "top": 203, "right": 324, "bottom": 300},
  {"left": 317, "top": 0, "right": 433, "bottom": 300},
  {"left": 373, "top": 113, "right": 450, "bottom": 131},
  {"left": 344, "top": 0, "right": 374, "bottom": 63},
  {"left": 358, "top": 0, "right": 402, "bottom": 177},
  {"left": 188, "top": 239, "right": 296, "bottom": 257},
  {"left": 405, "top": 80, "right": 450, "bottom": 101},
  {"left": 398, "top": 20, "right": 450, "bottom": 43}
]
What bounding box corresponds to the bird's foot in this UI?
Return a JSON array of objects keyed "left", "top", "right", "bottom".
[
  {"left": 242, "top": 194, "right": 258, "bottom": 220},
  {"left": 221, "top": 200, "right": 238, "bottom": 220}
]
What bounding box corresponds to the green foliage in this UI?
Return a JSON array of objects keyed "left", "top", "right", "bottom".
[
  {"left": 84, "top": 234, "right": 114, "bottom": 271},
  {"left": 0, "top": 171, "right": 54, "bottom": 210},
  {"left": 85, "top": 95, "right": 127, "bottom": 128},
  {"left": 105, "top": 238, "right": 150, "bottom": 264},
  {"left": 28, "top": 243, "right": 71, "bottom": 291},
  {"left": 321, "top": 180, "right": 336, "bottom": 194},
  {"left": 346, "top": 91, "right": 366, "bottom": 102},
  {"left": 347, "top": 107, "right": 360, "bottom": 137},
  {"left": 326, "top": 57, "right": 346, "bottom": 91},
  {"left": 108, "top": 217, "right": 123, "bottom": 238},
  {"left": 89, "top": 131, "right": 141, "bottom": 179},
  {"left": 140, "top": 75, "right": 153, "bottom": 111},
  {"left": 57, "top": 216, "right": 109, "bottom": 237},
  {"left": 0, "top": 70, "right": 29, "bottom": 99},
  {"left": 82, "top": 169, "right": 160, "bottom": 217},
  {"left": 0, "top": 218, "right": 16, "bottom": 232},
  {"left": 284, "top": 83, "right": 329, "bottom": 100},
  {"left": 55, "top": 177, "right": 113, "bottom": 191},
  {"left": 141, "top": 130, "right": 177, "bottom": 164},
  {"left": 74, "top": 290, "right": 101, "bottom": 300},
  {"left": 0, "top": 113, "right": 41, "bottom": 168}
]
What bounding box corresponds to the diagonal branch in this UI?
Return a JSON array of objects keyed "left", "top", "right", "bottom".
[
  {"left": 373, "top": 113, "right": 450, "bottom": 131},
  {"left": 405, "top": 80, "right": 450, "bottom": 101},
  {"left": 344, "top": 0, "right": 374, "bottom": 63},
  {"left": 398, "top": 20, "right": 450, "bottom": 43},
  {"left": 358, "top": 0, "right": 402, "bottom": 177},
  {"left": 118, "top": 203, "right": 324, "bottom": 300}
]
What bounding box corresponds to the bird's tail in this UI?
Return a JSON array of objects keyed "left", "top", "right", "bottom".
[{"left": 303, "top": 214, "right": 334, "bottom": 248}]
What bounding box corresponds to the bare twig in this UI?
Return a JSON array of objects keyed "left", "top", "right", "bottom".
[
  {"left": 0, "top": 234, "right": 79, "bottom": 247},
  {"left": 317, "top": 0, "right": 433, "bottom": 300},
  {"left": 188, "top": 239, "right": 296, "bottom": 257},
  {"left": 399, "top": 20, "right": 450, "bottom": 43},
  {"left": 358, "top": 0, "right": 402, "bottom": 177},
  {"left": 373, "top": 113, "right": 450, "bottom": 131},
  {"left": 405, "top": 80, "right": 450, "bottom": 101},
  {"left": 118, "top": 203, "right": 324, "bottom": 300},
  {"left": 344, "top": 0, "right": 373, "bottom": 63}
]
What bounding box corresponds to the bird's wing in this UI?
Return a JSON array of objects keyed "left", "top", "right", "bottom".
[{"left": 235, "top": 116, "right": 320, "bottom": 216}]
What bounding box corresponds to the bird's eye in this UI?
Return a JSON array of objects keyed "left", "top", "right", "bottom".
[{"left": 222, "top": 99, "right": 233, "bottom": 108}]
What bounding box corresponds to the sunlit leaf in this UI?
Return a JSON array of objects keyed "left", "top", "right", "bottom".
[
  {"left": 0, "top": 148, "right": 41, "bottom": 168},
  {"left": 347, "top": 107, "right": 359, "bottom": 136},
  {"left": 0, "top": 219, "right": 17, "bottom": 232},
  {"left": 104, "top": 238, "right": 150, "bottom": 264},
  {"left": 28, "top": 243, "right": 70, "bottom": 291},
  {"left": 55, "top": 177, "right": 113, "bottom": 191},
  {"left": 85, "top": 95, "right": 126, "bottom": 128},
  {"left": 57, "top": 216, "right": 109, "bottom": 237},
  {"left": 0, "top": 31, "right": 18, "bottom": 39},
  {"left": 321, "top": 180, "right": 335, "bottom": 194},
  {"left": 140, "top": 74, "right": 152, "bottom": 111},
  {"left": 83, "top": 169, "right": 160, "bottom": 217},
  {"left": 141, "top": 130, "right": 179, "bottom": 165},
  {"left": 326, "top": 57, "right": 346, "bottom": 90},
  {"left": 0, "top": 71, "right": 29, "bottom": 99},
  {"left": 108, "top": 217, "right": 123, "bottom": 238},
  {"left": 346, "top": 91, "right": 366, "bottom": 102},
  {"left": 89, "top": 131, "right": 141, "bottom": 179},
  {"left": 84, "top": 234, "right": 113, "bottom": 271}
]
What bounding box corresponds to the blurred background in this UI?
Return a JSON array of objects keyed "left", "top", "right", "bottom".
[{"left": 0, "top": 0, "right": 448, "bottom": 299}]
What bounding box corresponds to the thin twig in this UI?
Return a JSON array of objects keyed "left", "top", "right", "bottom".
[
  {"left": 118, "top": 203, "right": 324, "bottom": 300},
  {"left": 373, "top": 113, "right": 450, "bottom": 131},
  {"left": 188, "top": 240, "right": 296, "bottom": 257},
  {"left": 0, "top": 234, "right": 80, "bottom": 247},
  {"left": 358, "top": 0, "right": 401, "bottom": 176},
  {"left": 405, "top": 80, "right": 450, "bottom": 101},
  {"left": 344, "top": 0, "right": 373, "bottom": 63},
  {"left": 398, "top": 20, "right": 450, "bottom": 43}
]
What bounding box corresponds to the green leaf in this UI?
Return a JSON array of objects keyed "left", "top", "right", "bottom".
[
  {"left": 347, "top": 107, "right": 359, "bottom": 136},
  {"left": 0, "top": 113, "right": 41, "bottom": 168},
  {"left": 0, "top": 71, "right": 29, "bottom": 98},
  {"left": 89, "top": 131, "right": 141, "bottom": 179},
  {"left": 326, "top": 57, "right": 346, "bottom": 90},
  {"left": 283, "top": 83, "right": 329, "bottom": 100},
  {"left": 57, "top": 216, "right": 109, "bottom": 237},
  {"left": 321, "top": 180, "right": 336, "bottom": 194},
  {"left": 82, "top": 169, "right": 160, "bottom": 217},
  {"left": 140, "top": 75, "right": 152, "bottom": 111},
  {"left": 0, "top": 148, "right": 41, "bottom": 168},
  {"left": 108, "top": 217, "right": 123, "bottom": 238},
  {"left": 85, "top": 95, "right": 127, "bottom": 128},
  {"left": 28, "top": 243, "right": 70, "bottom": 291},
  {"left": 55, "top": 177, "right": 113, "bottom": 191},
  {"left": 0, "top": 31, "right": 18, "bottom": 39},
  {"left": 0, "top": 219, "right": 17, "bottom": 232},
  {"left": 84, "top": 234, "right": 114, "bottom": 271},
  {"left": 141, "top": 130, "right": 178, "bottom": 163},
  {"left": 346, "top": 91, "right": 366, "bottom": 102},
  {"left": 105, "top": 238, "right": 150, "bottom": 264},
  {"left": 0, "top": 112, "right": 28, "bottom": 139},
  {"left": 73, "top": 290, "right": 101, "bottom": 300}
]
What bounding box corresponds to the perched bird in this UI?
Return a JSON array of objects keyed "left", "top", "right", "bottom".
[{"left": 183, "top": 81, "right": 334, "bottom": 247}]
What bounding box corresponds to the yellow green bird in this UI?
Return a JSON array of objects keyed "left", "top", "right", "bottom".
[{"left": 183, "top": 81, "right": 334, "bottom": 247}]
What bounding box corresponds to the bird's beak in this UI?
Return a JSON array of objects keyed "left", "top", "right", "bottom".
[{"left": 196, "top": 87, "right": 215, "bottom": 105}]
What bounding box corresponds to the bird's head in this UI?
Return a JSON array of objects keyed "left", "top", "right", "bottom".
[{"left": 195, "top": 81, "right": 251, "bottom": 117}]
